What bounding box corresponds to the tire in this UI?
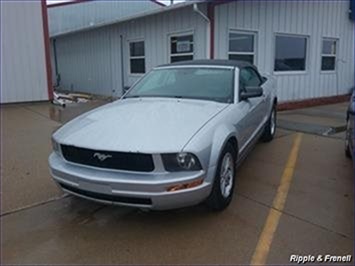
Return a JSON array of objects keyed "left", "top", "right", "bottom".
[
  {"left": 345, "top": 119, "right": 352, "bottom": 159},
  {"left": 261, "top": 104, "right": 277, "bottom": 142},
  {"left": 206, "top": 143, "right": 236, "bottom": 211}
]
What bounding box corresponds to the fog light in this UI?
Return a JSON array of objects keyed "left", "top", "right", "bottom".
[{"left": 167, "top": 179, "right": 203, "bottom": 192}]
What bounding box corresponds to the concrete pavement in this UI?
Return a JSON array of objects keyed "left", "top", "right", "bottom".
[
  {"left": 278, "top": 102, "right": 348, "bottom": 139},
  {"left": 1, "top": 101, "right": 106, "bottom": 214},
  {"left": 1, "top": 101, "right": 353, "bottom": 264}
]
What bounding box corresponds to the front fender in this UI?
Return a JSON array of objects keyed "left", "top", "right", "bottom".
[
  {"left": 183, "top": 121, "right": 240, "bottom": 184},
  {"left": 205, "top": 124, "right": 240, "bottom": 184},
  {"left": 209, "top": 124, "right": 238, "bottom": 168}
]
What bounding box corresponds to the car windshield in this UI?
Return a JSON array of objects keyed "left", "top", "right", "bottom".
[{"left": 125, "top": 67, "right": 234, "bottom": 103}]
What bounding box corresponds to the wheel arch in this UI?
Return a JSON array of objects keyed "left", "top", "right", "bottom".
[
  {"left": 206, "top": 125, "right": 240, "bottom": 184},
  {"left": 205, "top": 132, "right": 239, "bottom": 211},
  {"left": 226, "top": 136, "right": 238, "bottom": 157}
]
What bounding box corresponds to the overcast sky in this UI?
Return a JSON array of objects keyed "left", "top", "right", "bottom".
[{"left": 47, "top": 0, "right": 186, "bottom": 5}]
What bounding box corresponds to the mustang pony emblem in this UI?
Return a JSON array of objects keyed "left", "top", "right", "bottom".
[{"left": 93, "top": 152, "right": 112, "bottom": 161}]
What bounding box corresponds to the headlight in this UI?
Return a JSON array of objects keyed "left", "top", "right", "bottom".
[
  {"left": 162, "top": 153, "right": 202, "bottom": 171},
  {"left": 51, "top": 137, "right": 60, "bottom": 154}
]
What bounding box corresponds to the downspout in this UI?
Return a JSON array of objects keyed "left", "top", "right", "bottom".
[
  {"left": 207, "top": 3, "right": 215, "bottom": 59},
  {"left": 41, "top": 0, "right": 54, "bottom": 100},
  {"left": 120, "top": 35, "right": 125, "bottom": 96},
  {"left": 193, "top": 3, "right": 211, "bottom": 59},
  {"left": 53, "top": 39, "right": 61, "bottom": 87}
]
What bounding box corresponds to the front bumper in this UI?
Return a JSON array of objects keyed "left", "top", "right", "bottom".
[{"left": 49, "top": 153, "right": 213, "bottom": 210}]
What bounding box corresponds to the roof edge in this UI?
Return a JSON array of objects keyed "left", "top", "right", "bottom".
[
  {"left": 50, "top": 1, "right": 199, "bottom": 38},
  {"left": 150, "top": 0, "right": 166, "bottom": 7}
]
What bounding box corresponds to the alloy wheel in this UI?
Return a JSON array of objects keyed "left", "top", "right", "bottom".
[{"left": 219, "top": 152, "right": 234, "bottom": 198}]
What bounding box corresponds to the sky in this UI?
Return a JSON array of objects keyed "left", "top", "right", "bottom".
[{"left": 47, "top": 0, "right": 186, "bottom": 5}]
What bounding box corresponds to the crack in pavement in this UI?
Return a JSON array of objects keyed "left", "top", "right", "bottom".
[
  {"left": 0, "top": 194, "right": 70, "bottom": 218},
  {"left": 75, "top": 205, "right": 108, "bottom": 225},
  {"left": 238, "top": 193, "right": 353, "bottom": 240},
  {"left": 21, "top": 105, "right": 56, "bottom": 123}
]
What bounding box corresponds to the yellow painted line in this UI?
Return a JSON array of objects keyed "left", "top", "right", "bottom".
[{"left": 251, "top": 133, "right": 303, "bottom": 265}]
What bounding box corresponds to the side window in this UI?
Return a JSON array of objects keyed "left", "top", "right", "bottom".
[
  {"left": 170, "top": 34, "right": 194, "bottom": 63},
  {"left": 129, "top": 41, "right": 145, "bottom": 74},
  {"left": 229, "top": 31, "right": 256, "bottom": 64},
  {"left": 321, "top": 38, "right": 337, "bottom": 71},
  {"left": 274, "top": 34, "right": 307, "bottom": 72},
  {"left": 239, "top": 67, "right": 262, "bottom": 91}
]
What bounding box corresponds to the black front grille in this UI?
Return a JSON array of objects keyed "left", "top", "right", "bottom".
[
  {"left": 61, "top": 145, "right": 154, "bottom": 172},
  {"left": 59, "top": 183, "right": 152, "bottom": 205}
]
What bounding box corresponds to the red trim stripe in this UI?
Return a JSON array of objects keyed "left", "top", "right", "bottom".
[
  {"left": 207, "top": 3, "right": 215, "bottom": 59},
  {"left": 41, "top": 0, "right": 54, "bottom": 100},
  {"left": 277, "top": 94, "right": 351, "bottom": 111}
]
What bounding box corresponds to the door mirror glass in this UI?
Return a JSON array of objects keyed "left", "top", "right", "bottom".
[{"left": 240, "top": 86, "right": 263, "bottom": 100}]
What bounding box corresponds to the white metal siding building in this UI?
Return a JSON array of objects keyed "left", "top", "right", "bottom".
[
  {"left": 51, "top": 4, "right": 208, "bottom": 96},
  {"left": 49, "top": 0, "right": 354, "bottom": 103},
  {"left": 1, "top": 1, "right": 51, "bottom": 104},
  {"left": 215, "top": 0, "right": 354, "bottom": 101}
]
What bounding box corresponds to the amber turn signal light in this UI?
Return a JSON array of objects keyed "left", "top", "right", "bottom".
[{"left": 167, "top": 179, "right": 203, "bottom": 192}]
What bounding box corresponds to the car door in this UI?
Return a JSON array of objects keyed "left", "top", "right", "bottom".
[{"left": 239, "top": 67, "right": 266, "bottom": 146}]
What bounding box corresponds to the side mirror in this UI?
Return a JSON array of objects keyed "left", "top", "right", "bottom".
[
  {"left": 262, "top": 76, "right": 268, "bottom": 84},
  {"left": 240, "top": 86, "right": 263, "bottom": 101}
]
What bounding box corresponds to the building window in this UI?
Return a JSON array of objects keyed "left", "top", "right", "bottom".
[
  {"left": 274, "top": 35, "right": 307, "bottom": 72},
  {"left": 228, "top": 31, "right": 256, "bottom": 64},
  {"left": 321, "top": 38, "right": 337, "bottom": 71},
  {"left": 170, "top": 34, "right": 193, "bottom": 63},
  {"left": 129, "top": 41, "right": 145, "bottom": 74}
]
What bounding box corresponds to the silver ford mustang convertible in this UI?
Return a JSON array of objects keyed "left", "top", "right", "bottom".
[{"left": 49, "top": 60, "right": 277, "bottom": 211}]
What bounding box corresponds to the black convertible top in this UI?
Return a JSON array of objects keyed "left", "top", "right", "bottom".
[{"left": 158, "top": 59, "right": 256, "bottom": 69}]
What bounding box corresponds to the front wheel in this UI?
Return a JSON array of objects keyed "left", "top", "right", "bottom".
[
  {"left": 206, "top": 143, "right": 236, "bottom": 211},
  {"left": 261, "top": 105, "right": 277, "bottom": 142}
]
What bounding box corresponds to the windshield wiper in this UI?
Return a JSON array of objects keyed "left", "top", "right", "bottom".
[
  {"left": 124, "top": 95, "right": 183, "bottom": 99},
  {"left": 123, "top": 95, "right": 141, "bottom": 99}
]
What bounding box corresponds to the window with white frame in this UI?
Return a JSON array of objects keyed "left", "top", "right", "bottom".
[
  {"left": 274, "top": 34, "right": 307, "bottom": 72},
  {"left": 129, "top": 41, "right": 145, "bottom": 74},
  {"left": 321, "top": 38, "right": 337, "bottom": 71},
  {"left": 228, "top": 31, "right": 256, "bottom": 64},
  {"left": 170, "top": 34, "right": 194, "bottom": 63}
]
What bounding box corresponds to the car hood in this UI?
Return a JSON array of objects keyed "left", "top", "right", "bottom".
[{"left": 54, "top": 98, "right": 228, "bottom": 153}]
